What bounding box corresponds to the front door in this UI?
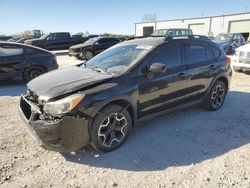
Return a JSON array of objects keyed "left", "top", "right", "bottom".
[{"left": 137, "top": 43, "right": 188, "bottom": 118}]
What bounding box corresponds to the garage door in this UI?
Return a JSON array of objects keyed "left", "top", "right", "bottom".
[
  {"left": 188, "top": 23, "right": 205, "bottom": 35},
  {"left": 229, "top": 20, "right": 250, "bottom": 33}
]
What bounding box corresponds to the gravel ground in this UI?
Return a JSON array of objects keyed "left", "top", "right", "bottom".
[{"left": 0, "top": 55, "right": 250, "bottom": 188}]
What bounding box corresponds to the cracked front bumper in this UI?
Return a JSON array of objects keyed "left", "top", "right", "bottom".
[{"left": 19, "top": 95, "right": 90, "bottom": 153}]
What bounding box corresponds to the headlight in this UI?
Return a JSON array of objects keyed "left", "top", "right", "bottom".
[{"left": 43, "top": 94, "right": 85, "bottom": 115}]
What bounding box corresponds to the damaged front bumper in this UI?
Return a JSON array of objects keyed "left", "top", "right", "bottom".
[{"left": 19, "top": 95, "right": 90, "bottom": 152}]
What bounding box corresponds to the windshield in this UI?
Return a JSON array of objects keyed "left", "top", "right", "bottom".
[
  {"left": 39, "top": 34, "right": 50, "bottom": 39},
  {"left": 151, "top": 29, "right": 168, "bottom": 36},
  {"left": 215, "top": 34, "right": 233, "bottom": 41},
  {"left": 83, "top": 44, "right": 153, "bottom": 74},
  {"left": 84, "top": 38, "right": 98, "bottom": 45}
]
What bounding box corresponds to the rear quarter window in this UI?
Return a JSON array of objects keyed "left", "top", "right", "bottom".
[
  {"left": 211, "top": 47, "right": 221, "bottom": 59},
  {"left": 184, "top": 44, "right": 206, "bottom": 64}
]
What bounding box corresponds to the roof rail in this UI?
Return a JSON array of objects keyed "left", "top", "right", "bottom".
[{"left": 164, "top": 35, "right": 210, "bottom": 41}]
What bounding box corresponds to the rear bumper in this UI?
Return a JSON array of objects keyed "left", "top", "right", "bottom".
[{"left": 19, "top": 95, "right": 90, "bottom": 152}]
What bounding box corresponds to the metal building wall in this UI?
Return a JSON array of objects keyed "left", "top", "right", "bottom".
[{"left": 135, "top": 12, "right": 250, "bottom": 37}]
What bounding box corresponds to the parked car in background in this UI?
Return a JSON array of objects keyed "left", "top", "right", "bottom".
[
  {"left": 213, "top": 33, "right": 245, "bottom": 55},
  {"left": 151, "top": 28, "right": 193, "bottom": 37},
  {"left": 69, "top": 37, "right": 121, "bottom": 60},
  {"left": 7, "top": 37, "right": 21, "bottom": 42},
  {"left": 0, "top": 36, "right": 13, "bottom": 41},
  {"left": 19, "top": 35, "right": 232, "bottom": 153},
  {"left": 0, "top": 42, "right": 58, "bottom": 82},
  {"left": 25, "top": 32, "right": 84, "bottom": 50},
  {"left": 232, "top": 43, "right": 250, "bottom": 72}
]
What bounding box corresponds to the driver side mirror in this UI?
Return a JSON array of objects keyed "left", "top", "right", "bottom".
[{"left": 149, "top": 63, "right": 167, "bottom": 74}]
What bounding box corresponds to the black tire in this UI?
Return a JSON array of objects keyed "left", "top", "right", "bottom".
[
  {"left": 203, "top": 80, "right": 227, "bottom": 111},
  {"left": 83, "top": 50, "right": 93, "bottom": 60},
  {"left": 90, "top": 104, "right": 131, "bottom": 152},
  {"left": 23, "top": 66, "right": 45, "bottom": 82}
]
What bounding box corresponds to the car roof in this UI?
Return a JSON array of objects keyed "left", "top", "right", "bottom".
[
  {"left": 121, "top": 37, "right": 165, "bottom": 47},
  {"left": 0, "top": 41, "right": 53, "bottom": 54}
]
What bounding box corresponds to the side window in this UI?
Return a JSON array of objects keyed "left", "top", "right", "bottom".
[
  {"left": 206, "top": 47, "right": 214, "bottom": 61},
  {"left": 211, "top": 47, "right": 221, "bottom": 59},
  {"left": 109, "top": 38, "right": 119, "bottom": 43},
  {"left": 184, "top": 44, "right": 206, "bottom": 64},
  {"left": 0, "top": 45, "right": 23, "bottom": 57},
  {"left": 54, "top": 33, "right": 67, "bottom": 40},
  {"left": 97, "top": 38, "right": 106, "bottom": 44},
  {"left": 148, "top": 44, "right": 181, "bottom": 68},
  {"left": 26, "top": 47, "right": 40, "bottom": 54},
  {"left": 46, "top": 34, "right": 56, "bottom": 41}
]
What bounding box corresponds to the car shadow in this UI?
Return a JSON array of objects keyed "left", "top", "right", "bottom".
[
  {"left": 63, "top": 91, "right": 250, "bottom": 171},
  {"left": 0, "top": 81, "right": 26, "bottom": 96}
]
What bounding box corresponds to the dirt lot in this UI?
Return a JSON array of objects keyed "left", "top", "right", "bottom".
[{"left": 0, "top": 54, "right": 250, "bottom": 188}]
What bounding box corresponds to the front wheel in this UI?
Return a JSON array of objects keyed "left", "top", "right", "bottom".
[
  {"left": 90, "top": 104, "right": 131, "bottom": 152},
  {"left": 203, "top": 80, "right": 227, "bottom": 111},
  {"left": 83, "top": 50, "right": 93, "bottom": 60}
]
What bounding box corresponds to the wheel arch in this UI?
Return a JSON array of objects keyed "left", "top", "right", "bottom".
[
  {"left": 205, "top": 74, "right": 229, "bottom": 99},
  {"left": 90, "top": 96, "right": 137, "bottom": 128},
  {"left": 23, "top": 64, "right": 47, "bottom": 80}
]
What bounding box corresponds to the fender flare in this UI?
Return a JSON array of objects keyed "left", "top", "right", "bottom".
[{"left": 89, "top": 95, "right": 137, "bottom": 129}]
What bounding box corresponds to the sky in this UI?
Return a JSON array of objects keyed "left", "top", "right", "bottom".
[{"left": 0, "top": 0, "right": 250, "bottom": 35}]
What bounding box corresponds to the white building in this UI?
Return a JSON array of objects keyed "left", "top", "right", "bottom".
[{"left": 135, "top": 12, "right": 250, "bottom": 40}]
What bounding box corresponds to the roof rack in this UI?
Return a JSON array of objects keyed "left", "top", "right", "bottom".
[{"left": 164, "top": 35, "right": 210, "bottom": 41}]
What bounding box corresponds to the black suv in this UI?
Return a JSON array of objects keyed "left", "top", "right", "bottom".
[
  {"left": 19, "top": 35, "right": 232, "bottom": 153},
  {"left": 69, "top": 37, "right": 121, "bottom": 60}
]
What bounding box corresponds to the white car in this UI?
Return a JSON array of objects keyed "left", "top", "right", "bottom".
[{"left": 232, "top": 44, "right": 250, "bottom": 72}]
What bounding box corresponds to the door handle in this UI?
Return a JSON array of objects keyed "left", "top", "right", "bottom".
[
  {"left": 210, "top": 65, "right": 216, "bottom": 69},
  {"left": 177, "top": 72, "right": 186, "bottom": 78}
]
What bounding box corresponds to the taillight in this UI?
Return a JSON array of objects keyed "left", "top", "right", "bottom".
[
  {"left": 226, "top": 56, "right": 231, "bottom": 64},
  {"left": 49, "top": 55, "right": 56, "bottom": 62}
]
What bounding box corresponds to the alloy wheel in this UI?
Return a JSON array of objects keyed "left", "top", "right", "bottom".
[
  {"left": 98, "top": 113, "right": 128, "bottom": 148},
  {"left": 211, "top": 84, "right": 225, "bottom": 109}
]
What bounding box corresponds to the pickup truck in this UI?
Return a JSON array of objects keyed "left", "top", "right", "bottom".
[{"left": 24, "top": 32, "right": 84, "bottom": 50}]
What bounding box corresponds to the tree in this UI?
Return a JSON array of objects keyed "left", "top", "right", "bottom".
[
  {"left": 85, "top": 31, "right": 90, "bottom": 36},
  {"left": 141, "top": 13, "right": 157, "bottom": 22},
  {"left": 20, "top": 30, "right": 33, "bottom": 38}
]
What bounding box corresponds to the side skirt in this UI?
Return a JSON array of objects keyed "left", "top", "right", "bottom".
[{"left": 137, "top": 99, "right": 203, "bottom": 124}]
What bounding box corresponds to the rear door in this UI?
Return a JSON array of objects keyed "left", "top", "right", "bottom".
[
  {"left": 183, "top": 41, "right": 216, "bottom": 101},
  {"left": 0, "top": 43, "right": 26, "bottom": 80}
]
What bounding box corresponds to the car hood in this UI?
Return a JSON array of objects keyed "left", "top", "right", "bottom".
[
  {"left": 27, "top": 66, "right": 113, "bottom": 101},
  {"left": 70, "top": 43, "right": 91, "bottom": 49}
]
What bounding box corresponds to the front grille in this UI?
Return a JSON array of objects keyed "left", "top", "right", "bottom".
[{"left": 239, "top": 51, "right": 245, "bottom": 58}]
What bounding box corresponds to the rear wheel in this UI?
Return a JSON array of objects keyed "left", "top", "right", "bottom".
[
  {"left": 203, "top": 80, "right": 227, "bottom": 111},
  {"left": 23, "top": 66, "right": 45, "bottom": 82},
  {"left": 91, "top": 104, "right": 131, "bottom": 152}
]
